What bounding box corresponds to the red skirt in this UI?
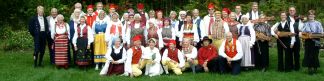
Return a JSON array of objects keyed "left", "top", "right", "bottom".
[
  {"left": 107, "top": 63, "right": 124, "bottom": 76},
  {"left": 54, "top": 35, "right": 69, "bottom": 68}
]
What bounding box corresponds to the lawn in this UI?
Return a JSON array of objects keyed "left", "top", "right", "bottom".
[{"left": 0, "top": 48, "right": 323, "bottom": 81}]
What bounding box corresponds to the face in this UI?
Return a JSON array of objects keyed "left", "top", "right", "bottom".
[
  {"left": 157, "top": 12, "right": 163, "bottom": 19},
  {"left": 37, "top": 8, "right": 44, "bottom": 16},
  {"left": 242, "top": 17, "right": 249, "bottom": 24},
  {"left": 135, "top": 16, "right": 141, "bottom": 21},
  {"left": 170, "top": 13, "right": 177, "bottom": 19},
  {"left": 180, "top": 14, "right": 186, "bottom": 19},
  {"left": 138, "top": 9, "right": 143, "bottom": 12},
  {"left": 226, "top": 33, "right": 232, "bottom": 41},
  {"left": 96, "top": 4, "right": 103, "bottom": 10},
  {"left": 87, "top": 8, "right": 94, "bottom": 14},
  {"left": 75, "top": 5, "right": 82, "bottom": 10},
  {"left": 308, "top": 14, "right": 315, "bottom": 20},
  {"left": 208, "top": 8, "right": 215, "bottom": 15},
  {"left": 203, "top": 41, "right": 210, "bottom": 46},
  {"left": 148, "top": 41, "right": 155, "bottom": 48},
  {"left": 149, "top": 22, "right": 154, "bottom": 27},
  {"left": 193, "top": 10, "right": 199, "bottom": 17},
  {"left": 289, "top": 7, "right": 296, "bottom": 16},
  {"left": 252, "top": 4, "right": 258, "bottom": 12},
  {"left": 235, "top": 6, "right": 241, "bottom": 13},
  {"left": 57, "top": 16, "right": 64, "bottom": 23},
  {"left": 163, "top": 20, "right": 170, "bottom": 26},
  {"left": 99, "top": 12, "right": 105, "bottom": 20},
  {"left": 80, "top": 17, "right": 86, "bottom": 24},
  {"left": 222, "top": 11, "right": 228, "bottom": 18},
  {"left": 134, "top": 40, "right": 142, "bottom": 47},
  {"left": 182, "top": 39, "right": 190, "bottom": 47},
  {"left": 280, "top": 13, "right": 287, "bottom": 21},
  {"left": 109, "top": 8, "right": 116, "bottom": 13},
  {"left": 112, "top": 14, "right": 118, "bottom": 20},
  {"left": 129, "top": 16, "right": 134, "bottom": 21},
  {"left": 149, "top": 12, "right": 155, "bottom": 18},
  {"left": 115, "top": 39, "right": 121, "bottom": 47},
  {"left": 51, "top": 10, "right": 58, "bottom": 17},
  {"left": 75, "top": 11, "right": 81, "bottom": 17},
  {"left": 215, "top": 13, "right": 222, "bottom": 19},
  {"left": 169, "top": 43, "right": 175, "bottom": 49},
  {"left": 229, "top": 13, "right": 236, "bottom": 20},
  {"left": 186, "top": 16, "right": 192, "bottom": 22},
  {"left": 123, "top": 14, "right": 129, "bottom": 20}
]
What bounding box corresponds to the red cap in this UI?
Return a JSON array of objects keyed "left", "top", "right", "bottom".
[
  {"left": 132, "top": 35, "right": 142, "bottom": 41},
  {"left": 208, "top": 3, "right": 214, "bottom": 9},
  {"left": 167, "top": 39, "right": 176, "bottom": 47},
  {"left": 109, "top": 4, "right": 116, "bottom": 9},
  {"left": 137, "top": 3, "right": 144, "bottom": 9},
  {"left": 87, "top": 5, "right": 94, "bottom": 9},
  {"left": 222, "top": 8, "right": 231, "bottom": 14}
]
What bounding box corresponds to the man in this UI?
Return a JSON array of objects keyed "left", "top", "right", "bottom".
[
  {"left": 209, "top": 11, "right": 230, "bottom": 49},
  {"left": 86, "top": 5, "right": 97, "bottom": 28},
  {"left": 46, "top": 8, "right": 58, "bottom": 64},
  {"left": 192, "top": 9, "right": 205, "bottom": 49},
  {"left": 162, "top": 39, "right": 185, "bottom": 75},
  {"left": 94, "top": 2, "right": 104, "bottom": 16},
  {"left": 196, "top": 36, "right": 220, "bottom": 73},
  {"left": 176, "top": 10, "right": 187, "bottom": 49},
  {"left": 28, "top": 6, "right": 49, "bottom": 67},
  {"left": 125, "top": 35, "right": 146, "bottom": 77},
  {"left": 235, "top": 5, "right": 243, "bottom": 23},
  {"left": 181, "top": 38, "right": 198, "bottom": 73},
  {"left": 108, "top": 3, "right": 117, "bottom": 19},
  {"left": 70, "top": 2, "right": 86, "bottom": 20},
  {"left": 219, "top": 32, "right": 243, "bottom": 75},
  {"left": 222, "top": 8, "right": 231, "bottom": 22},
  {"left": 287, "top": 6, "right": 303, "bottom": 71},
  {"left": 137, "top": 3, "right": 149, "bottom": 25},
  {"left": 271, "top": 11, "right": 295, "bottom": 72},
  {"left": 203, "top": 3, "right": 216, "bottom": 38},
  {"left": 246, "top": 2, "right": 260, "bottom": 21}
]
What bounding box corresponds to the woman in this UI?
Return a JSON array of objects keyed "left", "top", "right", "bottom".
[
  {"left": 179, "top": 14, "right": 199, "bottom": 45},
  {"left": 145, "top": 20, "right": 162, "bottom": 48},
  {"left": 169, "top": 11, "right": 178, "bottom": 29},
  {"left": 51, "top": 14, "right": 70, "bottom": 68},
  {"left": 156, "top": 10, "right": 164, "bottom": 29},
  {"left": 301, "top": 10, "right": 323, "bottom": 75},
  {"left": 106, "top": 12, "right": 123, "bottom": 47},
  {"left": 126, "top": 14, "right": 146, "bottom": 47},
  {"left": 100, "top": 37, "right": 127, "bottom": 76},
  {"left": 159, "top": 18, "right": 176, "bottom": 51},
  {"left": 72, "top": 16, "right": 94, "bottom": 67},
  {"left": 92, "top": 10, "right": 109, "bottom": 70},
  {"left": 237, "top": 15, "right": 256, "bottom": 68},
  {"left": 143, "top": 38, "right": 163, "bottom": 77},
  {"left": 228, "top": 12, "right": 240, "bottom": 38},
  {"left": 69, "top": 9, "right": 82, "bottom": 64}
]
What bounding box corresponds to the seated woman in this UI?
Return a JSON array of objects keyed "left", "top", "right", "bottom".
[
  {"left": 100, "top": 37, "right": 126, "bottom": 76},
  {"left": 143, "top": 38, "right": 163, "bottom": 77}
]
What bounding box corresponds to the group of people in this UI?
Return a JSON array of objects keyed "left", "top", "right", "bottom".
[{"left": 28, "top": 1, "right": 323, "bottom": 77}]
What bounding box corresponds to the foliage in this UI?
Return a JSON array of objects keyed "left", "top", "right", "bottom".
[{"left": 1, "top": 29, "right": 33, "bottom": 51}]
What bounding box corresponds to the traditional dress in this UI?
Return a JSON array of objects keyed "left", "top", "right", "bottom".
[
  {"left": 46, "top": 15, "right": 56, "bottom": 64},
  {"left": 228, "top": 20, "right": 240, "bottom": 38},
  {"left": 203, "top": 14, "right": 216, "bottom": 38},
  {"left": 126, "top": 22, "right": 145, "bottom": 46},
  {"left": 72, "top": 24, "right": 94, "bottom": 66},
  {"left": 51, "top": 22, "right": 70, "bottom": 68},
  {"left": 145, "top": 25, "right": 161, "bottom": 47},
  {"left": 253, "top": 22, "right": 271, "bottom": 69},
  {"left": 197, "top": 44, "right": 219, "bottom": 72},
  {"left": 125, "top": 46, "right": 146, "bottom": 77},
  {"left": 182, "top": 45, "right": 198, "bottom": 72},
  {"left": 92, "top": 18, "right": 109, "bottom": 64},
  {"left": 143, "top": 47, "right": 163, "bottom": 76},
  {"left": 246, "top": 10, "right": 260, "bottom": 21},
  {"left": 219, "top": 38, "right": 243, "bottom": 75},
  {"left": 179, "top": 22, "right": 199, "bottom": 43},
  {"left": 100, "top": 46, "right": 127, "bottom": 76},
  {"left": 208, "top": 19, "right": 230, "bottom": 49},
  {"left": 237, "top": 23, "right": 256, "bottom": 67},
  {"left": 86, "top": 13, "right": 97, "bottom": 28},
  {"left": 162, "top": 48, "right": 185, "bottom": 75},
  {"left": 106, "top": 20, "right": 123, "bottom": 47},
  {"left": 271, "top": 21, "right": 296, "bottom": 71},
  {"left": 193, "top": 16, "right": 206, "bottom": 49},
  {"left": 302, "top": 20, "right": 323, "bottom": 68}
]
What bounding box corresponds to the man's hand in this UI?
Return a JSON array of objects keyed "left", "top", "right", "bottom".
[
  {"left": 74, "top": 46, "right": 78, "bottom": 50},
  {"left": 274, "top": 35, "right": 279, "bottom": 39},
  {"left": 290, "top": 44, "right": 294, "bottom": 48},
  {"left": 87, "top": 45, "right": 90, "bottom": 49}
]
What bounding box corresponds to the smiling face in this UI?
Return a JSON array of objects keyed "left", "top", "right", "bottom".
[
  {"left": 280, "top": 12, "right": 287, "bottom": 21},
  {"left": 114, "top": 38, "right": 121, "bottom": 47},
  {"left": 208, "top": 8, "right": 215, "bottom": 15},
  {"left": 80, "top": 17, "right": 86, "bottom": 24},
  {"left": 289, "top": 7, "right": 296, "bottom": 16},
  {"left": 148, "top": 40, "right": 155, "bottom": 48}
]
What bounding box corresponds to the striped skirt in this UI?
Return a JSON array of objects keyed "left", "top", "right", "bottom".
[
  {"left": 94, "top": 33, "right": 107, "bottom": 63},
  {"left": 54, "top": 35, "right": 69, "bottom": 67}
]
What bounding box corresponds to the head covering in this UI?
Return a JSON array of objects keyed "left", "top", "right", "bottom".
[
  {"left": 148, "top": 38, "right": 157, "bottom": 44},
  {"left": 202, "top": 36, "right": 212, "bottom": 43},
  {"left": 222, "top": 8, "right": 231, "bottom": 14},
  {"left": 208, "top": 3, "right": 215, "bottom": 9},
  {"left": 167, "top": 39, "right": 177, "bottom": 47},
  {"left": 137, "top": 3, "right": 145, "bottom": 9},
  {"left": 132, "top": 35, "right": 142, "bottom": 41},
  {"left": 109, "top": 4, "right": 116, "bottom": 9},
  {"left": 87, "top": 5, "right": 94, "bottom": 9}
]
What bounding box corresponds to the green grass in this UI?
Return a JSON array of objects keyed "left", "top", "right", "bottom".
[{"left": 0, "top": 48, "right": 323, "bottom": 81}]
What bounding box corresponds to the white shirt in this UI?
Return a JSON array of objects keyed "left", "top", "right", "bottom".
[
  {"left": 106, "top": 20, "right": 124, "bottom": 47},
  {"left": 105, "top": 46, "right": 127, "bottom": 63},
  {"left": 193, "top": 17, "right": 206, "bottom": 39},
  {"left": 47, "top": 16, "right": 57, "bottom": 33},
  {"left": 162, "top": 48, "right": 185, "bottom": 68},
  {"left": 72, "top": 24, "right": 94, "bottom": 46},
  {"left": 237, "top": 23, "right": 256, "bottom": 46},
  {"left": 143, "top": 47, "right": 161, "bottom": 62},
  {"left": 246, "top": 11, "right": 259, "bottom": 20},
  {"left": 203, "top": 14, "right": 216, "bottom": 36},
  {"left": 38, "top": 16, "right": 45, "bottom": 31},
  {"left": 51, "top": 23, "right": 70, "bottom": 39},
  {"left": 182, "top": 46, "right": 198, "bottom": 60},
  {"left": 179, "top": 23, "right": 199, "bottom": 42},
  {"left": 218, "top": 39, "right": 243, "bottom": 61},
  {"left": 271, "top": 21, "right": 296, "bottom": 45},
  {"left": 125, "top": 46, "right": 146, "bottom": 73}
]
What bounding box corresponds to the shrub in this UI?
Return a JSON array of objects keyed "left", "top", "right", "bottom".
[{"left": 1, "top": 29, "right": 33, "bottom": 51}]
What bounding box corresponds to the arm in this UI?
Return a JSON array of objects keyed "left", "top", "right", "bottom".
[
  {"left": 289, "top": 22, "right": 296, "bottom": 45},
  {"left": 178, "top": 50, "right": 185, "bottom": 68},
  {"left": 66, "top": 23, "right": 71, "bottom": 39},
  {"left": 162, "top": 49, "right": 170, "bottom": 62},
  {"left": 72, "top": 27, "right": 78, "bottom": 47},
  {"left": 104, "top": 47, "right": 113, "bottom": 61},
  {"left": 232, "top": 40, "right": 243, "bottom": 61},
  {"left": 153, "top": 48, "right": 161, "bottom": 63},
  {"left": 249, "top": 24, "right": 256, "bottom": 46},
  {"left": 125, "top": 48, "right": 133, "bottom": 73},
  {"left": 271, "top": 23, "right": 279, "bottom": 36},
  {"left": 171, "top": 27, "right": 176, "bottom": 40},
  {"left": 28, "top": 17, "right": 35, "bottom": 37},
  {"left": 87, "top": 26, "right": 94, "bottom": 45},
  {"left": 218, "top": 41, "right": 228, "bottom": 58}
]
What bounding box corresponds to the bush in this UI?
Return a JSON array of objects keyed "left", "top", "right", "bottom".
[{"left": 1, "top": 29, "right": 33, "bottom": 51}]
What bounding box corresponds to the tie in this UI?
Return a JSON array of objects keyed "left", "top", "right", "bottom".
[{"left": 209, "top": 16, "right": 214, "bottom": 35}]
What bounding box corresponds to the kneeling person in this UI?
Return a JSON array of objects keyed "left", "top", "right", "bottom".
[
  {"left": 196, "top": 36, "right": 220, "bottom": 73},
  {"left": 162, "top": 40, "right": 185, "bottom": 75}
]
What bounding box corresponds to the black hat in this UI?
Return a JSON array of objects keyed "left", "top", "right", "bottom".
[{"left": 202, "top": 36, "right": 212, "bottom": 43}]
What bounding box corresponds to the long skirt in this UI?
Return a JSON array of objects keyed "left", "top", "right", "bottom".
[
  {"left": 238, "top": 36, "right": 255, "bottom": 67},
  {"left": 54, "top": 35, "right": 69, "bottom": 68},
  {"left": 303, "top": 39, "right": 320, "bottom": 68},
  {"left": 94, "top": 33, "right": 107, "bottom": 64},
  {"left": 75, "top": 37, "right": 91, "bottom": 66},
  {"left": 107, "top": 63, "right": 125, "bottom": 76}
]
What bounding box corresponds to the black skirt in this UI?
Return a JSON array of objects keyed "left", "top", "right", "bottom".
[{"left": 302, "top": 39, "right": 320, "bottom": 68}]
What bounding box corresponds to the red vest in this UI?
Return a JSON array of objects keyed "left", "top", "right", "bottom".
[
  {"left": 110, "top": 24, "right": 122, "bottom": 36},
  {"left": 168, "top": 48, "right": 179, "bottom": 63},
  {"left": 86, "top": 14, "right": 97, "bottom": 27},
  {"left": 225, "top": 39, "right": 237, "bottom": 58},
  {"left": 131, "top": 47, "right": 142, "bottom": 64},
  {"left": 77, "top": 25, "right": 88, "bottom": 38}
]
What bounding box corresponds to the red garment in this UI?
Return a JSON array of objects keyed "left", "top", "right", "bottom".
[
  {"left": 225, "top": 39, "right": 237, "bottom": 58},
  {"left": 140, "top": 13, "right": 147, "bottom": 25},
  {"left": 77, "top": 25, "right": 88, "bottom": 37},
  {"left": 208, "top": 16, "right": 214, "bottom": 35},
  {"left": 168, "top": 48, "right": 179, "bottom": 63},
  {"left": 110, "top": 24, "right": 122, "bottom": 36},
  {"left": 131, "top": 47, "right": 142, "bottom": 64},
  {"left": 86, "top": 14, "right": 97, "bottom": 27},
  {"left": 198, "top": 45, "right": 218, "bottom": 66}
]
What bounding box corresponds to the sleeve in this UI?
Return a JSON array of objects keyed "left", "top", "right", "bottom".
[
  {"left": 125, "top": 48, "right": 133, "bottom": 73},
  {"left": 72, "top": 27, "right": 78, "bottom": 47},
  {"left": 223, "top": 22, "right": 230, "bottom": 33},
  {"left": 249, "top": 24, "right": 256, "bottom": 46},
  {"left": 153, "top": 48, "right": 162, "bottom": 63},
  {"left": 179, "top": 25, "right": 184, "bottom": 42},
  {"left": 218, "top": 41, "right": 228, "bottom": 58},
  {"left": 66, "top": 23, "right": 71, "bottom": 40},
  {"left": 162, "top": 49, "right": 170, "bottom": 62},
  {"left": 144, "top": 27, "right": 148, "bottom": 42},
  {"left": 51, "top": 23, "right": 55, "bottom": 39},
  {"left": 289, "top": 22, "right": 296, "bottom": 45},
  {"left": 105, "top": 23, "right": 111, "bottom": 42},
  {"left": 126, "top": 27, "right": 131, "bottom": 45},
  {"left": 92, "top": 22, "right": 96, "bottom": 34},
  {"left": 232, "top": 40, "right": 243, "bottom": 61},
  {"left": 157, "top": 29, "right": 164, "bottom": 49},
  {"left": 28, "top": 17, "right": 35, "bottom": 37},
  {"left": 190, "top": 47, "right": 198, "bottom": 59},
  {"left": 104, "top": 47, "right": 113, "bottom": 61},
  {"left": 87, "top": 26, "right": 94, "bottom": 45},
  {"left": 197, "top": 49, "right": 204, "bottom": 66},
  {"left": 318, "top": 22, "right": 324, "bottom": 33},
  {"left": 171, "top": 27, "right": 176, "bottom": 40},
  {"left": 271, "top": 22, "right": 279, "bottom": 36},
  {"left": 116, "top": 48, "right": 127, "bottom": 63},
  {"left": 199, "top": 20, "right": 206, "bottom": 39},
  {"left": 177, "top": 50, "right": 185, "bottom": 68},
  {"left": 206, "top": 47, "right": 217, "bottom": 62}
]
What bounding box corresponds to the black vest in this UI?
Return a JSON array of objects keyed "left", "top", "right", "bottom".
[
  {"left": 111, "top": 47, "right": 124, "bottom": 61},
  {"left": 178, "top": 21, "right": 184, "bottom": 31},
  {"left": 287, "top": 16, "right": 300, "bottom": 37},
  {"left": 239, "top": 26, "right": 251, "bottom": 36},
  {"left": 195, "top": 19, "right": 202, "bottom": 38},
  {"left": 277, "top": 22, "right": 291, "bottom": 41},
  {"left": 249, "top": 11, "right": 261, "bottom": 20}
]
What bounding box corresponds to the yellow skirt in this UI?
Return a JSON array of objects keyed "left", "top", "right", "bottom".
[{"left": 94, "top": 33, "right": 107, "bottom": 63}]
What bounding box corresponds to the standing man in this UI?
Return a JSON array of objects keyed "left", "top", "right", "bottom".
[
  {"left": 192, "top": 9, "right": 205, "bottom": 49},
  {"left": 137, "top": 3, "right": 149, "bottom": 25},
  {"left": 46, "top": 8, "right": 58, "bottom": 64},
  {"left": 234, "top": 5, "right": 243, "bottom": 23},
  {"left": 246, "top": 2, "right": 260, "bottom": 21},
  {"left": 28, "top": 6, "right": 49, "bottom": 67},
  {"left": 203, "top": 3, "right": 216, "bottom": 39}
]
